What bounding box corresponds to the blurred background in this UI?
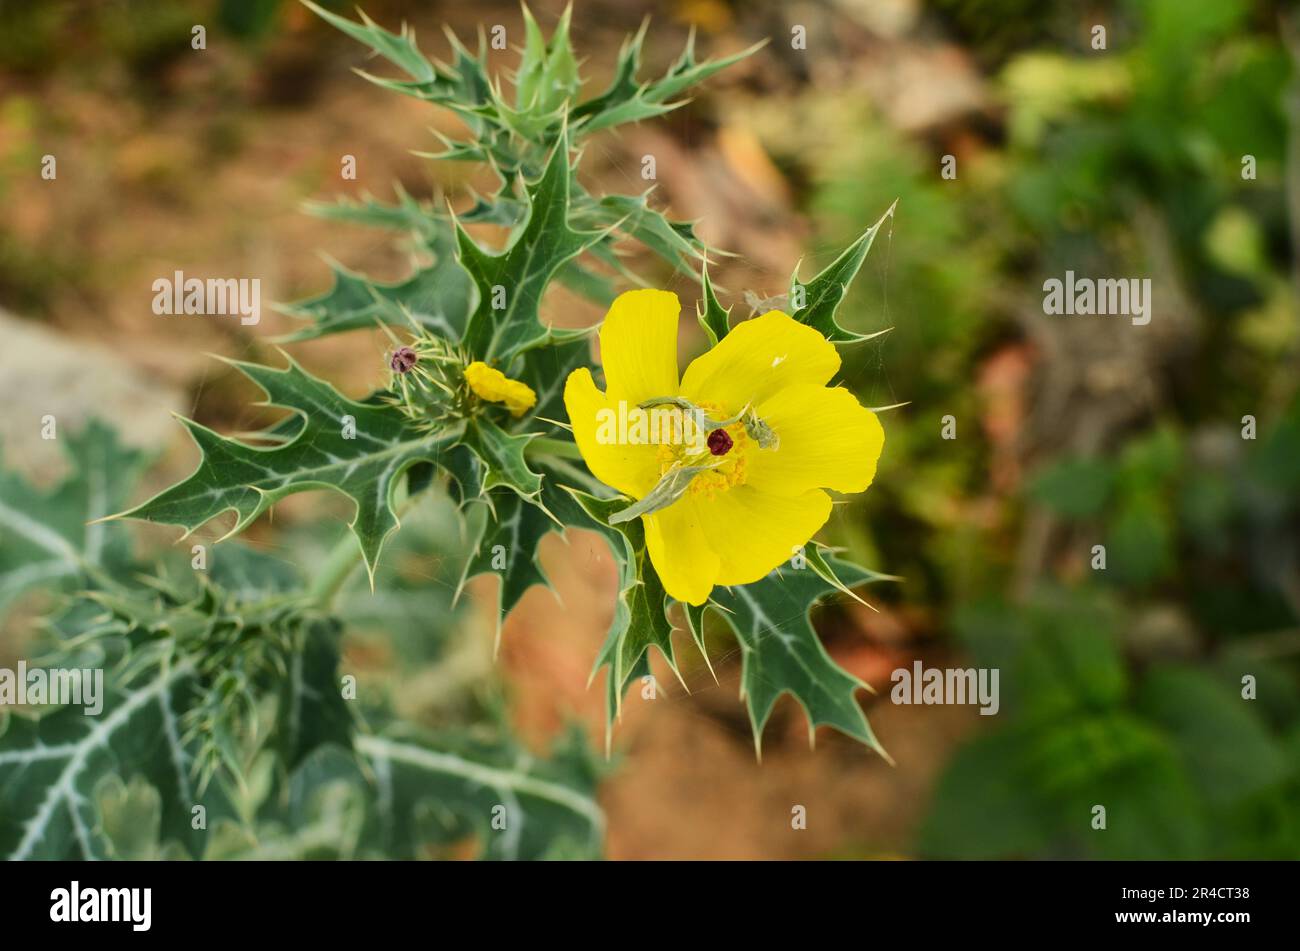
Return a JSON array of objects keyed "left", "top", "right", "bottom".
[{"left": 1, "top": 0, "right": 1298, "bottom": 858}]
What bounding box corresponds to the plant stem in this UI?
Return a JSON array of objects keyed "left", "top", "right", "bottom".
[
  {"left": 307, "top": 492, "right": 430, "bottom": 609},
  {"left": 307, "top": 529, "right": 368, "bottom": 609},
  {"left": 525, "top": 436, "right": 583, "bottom": 460}
]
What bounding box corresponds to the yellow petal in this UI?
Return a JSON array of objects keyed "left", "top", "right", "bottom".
[
  {"left": 564, "top": 368, "right": 662, "bottom": 498},
  {"left": 747, "top": 384, "right": 885, "bottom": 495},
  {"left": 702, "top": 485, "right": 833, "bottom": 586},
  {"left": 679, "top": 310, "right": 840, "bottom": 413},
  {"left": 643, "top": 496, "right": 719, "bottom": 605},
  {"left": 599, "top": 289, "right": 681, "bottom": 405}
]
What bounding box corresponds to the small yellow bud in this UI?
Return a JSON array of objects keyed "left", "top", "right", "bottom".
[{"left": 464, "top": 361, "right": 537, "bottom": 417}]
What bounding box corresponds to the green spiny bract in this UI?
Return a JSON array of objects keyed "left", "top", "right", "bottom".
[{"left": 382, "top": 329, "right": 474, "bottom": 433}]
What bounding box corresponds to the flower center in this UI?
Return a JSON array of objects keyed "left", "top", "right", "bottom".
[{"left": 655, "top": 400, "right": 748, "bottom": 499}]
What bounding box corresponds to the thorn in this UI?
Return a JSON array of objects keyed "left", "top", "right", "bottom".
[
  {"left": 868, "top": 399, "right": 909, "bottom": 413},
  {"left": 491, "top": 608, "right": 503, "bottom": 659},
  {"left": 874, "top": 741, "right": 897, "bottom": 767}
]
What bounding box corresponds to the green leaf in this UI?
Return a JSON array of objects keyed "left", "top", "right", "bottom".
[
  {"left": 518, "top": 338, "right": 595, "bottom": 428},
  {"left": 573, "top": 192, "right": 708, "bottom": 277},
  {"left": 301, "top": 185, "right": 439, "bottom": 245},
  {"left": 919, "top": 727, "right": 1050, "bottom": 858},
  {"left": 923, "top": 713, "right": 1209, "bottom": 859},
  {"left": 457, "top": 130, "right": 605, "bottom": 361},
  {"left": 1028, "top": 456, "right": 1116, "bottom": 517},
  {"left": 575, "top": 93, "right": 682, "bottom": 135},
  {"left": 1107, "top": 490, "right": 1175, "bottom": 586},
  {"left": 459, "top": 490, "right": 554, "bottom": 642},
  {"left": 455, "top": 467, "right": 605, "bottom": 643},
  {"left": 93, "top": 774, "right": 187, "bottom": 860},
  {"left": 642, "top": 31, "right": 767, "bottom": 105},
  {"left": 275, "top": 617, "right": 354, "bottom": 769},
  {"left": 210, "top": 751, "right": 369, "bottom": 860},
  {"left": 556, "top": 257, "right": 618, "bottom": 306},
  {"left": 442, "top": 443, "right": 490, "bottom": 509},
  {"left": 115, "top": 354, "right": 461, "bottom": 582},
  {"left": 0, "top": 419, "right": 145, "bottom": 618},
  {"left": 461, "top": 416, "right": 544, "bottom": 500},
  {"left": 805, "top": 542, "right": 896, "bottom": 601},
  {"left": 1251, "top": 394, "right": 1300, "bottom": 492},
  {"left": 460, "top": 190, "right": 529, "bottom": 227},
  {"left": 955, "top": 594, "right": 1127, "bottom": 724},
  {"left": 278, "top": 218, "right": 475, "bottom": 342},
  {"left": 205, "top": 537, "right": 303, "bottom": 599},
  {"left": 1024, "top": 712, "right": 1207, "bottom": 860},
  {"left": 573, "top": 30, "right": 765, "bottom": 135},
  {"left": 0, "top": 662, "right": 238, "bottom": 860},
  {"left": 353, "top": 723, "right": 603, "bottom": 859},
  {"left": 707, "top": 557, "right": 890, "bottom": 756},
  {"left": 515, "top": 3, "right": 579, "bottom": 115},
  {"left": 790, "top": 201, "right": 896, "bottom": 344},
  {"left": 302, "top": 1, "right": 443, "bottom": 94},
  {"left": 306, "top": 6, "right": 494, "bottom": 128},
  {"left": 336, "top": 494, "right": 466, "bottom": 665},
  {"left": 567, "top": 491, "right": 682, "bottom": 740},
  {"left": 570, "top": 20, "right": 646, "bottom": 123},
  {"left": 696, "top": 262, "right": 732, "bottom": 345},
  {"left": 0, "top": 543, "right": 357, "bottom": 860},
  {"left": 1137, "top": 667, "right": 1288, "bottom": 805}
]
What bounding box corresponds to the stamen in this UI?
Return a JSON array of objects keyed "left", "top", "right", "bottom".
[{"left": 707, "top": 428, "right": 733, "bottom": 456}]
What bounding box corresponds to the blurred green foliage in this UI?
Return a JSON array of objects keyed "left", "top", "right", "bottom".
[
  {"left": 809, "top": 0, "right": 1300, "bottom": 856},
  {"left": 0, "top": 0, "right": 280, "bottom": 74},
  {"left": 919, "top": 590, "right": 1299, "bottom": 858}
]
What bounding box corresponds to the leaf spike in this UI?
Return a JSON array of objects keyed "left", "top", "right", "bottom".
[
  {"left": 805, "top": 547, "right": 872, "bottom": 609},
  {"left": 489, "top": 597, "right": 504, "bottom": 658},
  {"left": 682, "top": 25, "right": 697, "bottom": 63},
  {"left": 649, "top": 626, "right": 689, "bottom": 694},
  {"left": 450, "top": 526, "right": 481, "bottom": 608},
  {"left": 532, "top": 415, "right": 572, "bottom": 431},
  {"left": 684, "top": 601, "right": 720, "bottom": 683},
  {"left": 214, "top": 490, "right": 267, "bottom": 545},
  {"left": 372, "top": 314, "right": 404, "bottom": 347}
]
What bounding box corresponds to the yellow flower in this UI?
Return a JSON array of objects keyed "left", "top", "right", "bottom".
[
  {"left": 464, "top": 361, "right": 537, "bottom": 417},
  {"left": 563, "top": 289, "right": 885, "bottom": 605}
]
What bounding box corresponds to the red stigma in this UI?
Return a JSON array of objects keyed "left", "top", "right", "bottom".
[{"left": 707, "top": 428, "right": 733, "bottom": 456}]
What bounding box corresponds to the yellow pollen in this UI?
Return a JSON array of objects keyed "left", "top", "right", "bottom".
[{"left": 655, "top": 400, "right": 749, "bottom": 498}]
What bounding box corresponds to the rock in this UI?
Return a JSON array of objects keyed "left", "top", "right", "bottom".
[{"left": 0, "top": 310, "right": 184, "bottom": 482}]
